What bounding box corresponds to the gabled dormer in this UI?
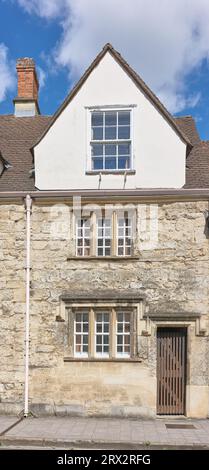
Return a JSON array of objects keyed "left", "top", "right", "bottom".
[{"left": 32, "top": 43, "right": 191, "bottom": 190}]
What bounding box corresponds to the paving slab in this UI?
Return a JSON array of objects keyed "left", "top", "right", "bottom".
[
  {"left": 0, "top": 416, "right": 209, "bottom": 449},
  {"left": 0, "top": 416, "right": 21, "bottom": 435}
]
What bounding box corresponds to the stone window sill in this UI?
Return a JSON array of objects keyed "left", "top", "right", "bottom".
[
  {"left": 85, "top": 170, "right": 136, "bottom": 175},
  {"left": 64, "top": 357, "right": 142, "bottom": 363},
  {"left": 67, "top": 256, "right": 140, "bottom": 261}
]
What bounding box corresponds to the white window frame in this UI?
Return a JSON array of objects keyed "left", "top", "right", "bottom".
[
  {"left": 86, "top": 105, "right": 134, "bottom": 172},
  {"left": 95, "top": 312, "right": 110, "bottom": 358},
  {"left": 117, "top": 215, "right": 133, "bottom": 257},
  {"left": 74, "top": 311, "right": 89, "bottom": 358},
  {"left": 96, "top": 216, "right": 112, "bottom": 257},
  {"left": 76, "top": 217, "right": 91, "bottom": 257},
  {"left": 116, "top": 311, "right": 131, "bottom": 358}
]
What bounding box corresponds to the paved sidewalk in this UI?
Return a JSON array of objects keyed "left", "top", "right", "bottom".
[{"left": 0, "top": 416, "right": 209, "bottom": 449}]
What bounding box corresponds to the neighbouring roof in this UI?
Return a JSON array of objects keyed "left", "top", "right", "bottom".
[
  {"left": 0, "top": 115, "right": 51, "bottom": 191},
  {"left": 32, "top": 43, "right": 192, "bottom": 150},
  {"left": 175, "top": 116, "right": 201, "bottom": 146},
  {"left": 185, "top": 141, "right": 209, "bottom": 188}
]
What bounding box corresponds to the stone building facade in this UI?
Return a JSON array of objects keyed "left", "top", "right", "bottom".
[
  {"left": 0, "top": 44, "right": 209, "bottom": 418},
  {"left": 0, "top": 196, "right": 209, "bottom": 417}
]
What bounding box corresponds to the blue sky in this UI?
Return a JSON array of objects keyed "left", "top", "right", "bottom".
[{"left": 1, "top": 0, "right": 209, "bottom": 139}]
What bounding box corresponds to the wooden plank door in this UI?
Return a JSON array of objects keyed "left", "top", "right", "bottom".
[{"left": 157, "top": 328, "right": 187, "bottom": 415}]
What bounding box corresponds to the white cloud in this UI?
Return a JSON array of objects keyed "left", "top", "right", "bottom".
[
  {"left": 37, "top": 66, "right": 46, "bottom": 90},
  {"left": 14, "top": 0, "right": 209, "bottom": 113},
  {"left": 15, "top": 0, "right": 64, "bottom": 18},
  {"left": 0, "top": 43, "right": 15, "bottom": 102}
]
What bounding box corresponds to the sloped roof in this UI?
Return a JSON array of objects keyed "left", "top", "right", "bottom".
[
  {"left": 0, "top": 115, "right": 51, "bottom": 191},
  {"left": 185, "top": 141, "right": 209, "bottom": 188},
  {"left": 32, "top": 43, "right": 192, "bottom": 150},
  {"left": 175, "top": 116, "right": 200, "bottom": 146}
]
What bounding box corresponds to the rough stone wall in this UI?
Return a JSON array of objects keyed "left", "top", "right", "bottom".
[
  {"left": 0, "top": 200, "right": 209, "bottom": 417},
  {"left": 0, "top": 204, "right": 25, "bottom": 413}
]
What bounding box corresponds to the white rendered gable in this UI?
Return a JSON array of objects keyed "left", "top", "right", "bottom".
[{"left": 34, "top": 51, "right": 186, "bottom": 190}]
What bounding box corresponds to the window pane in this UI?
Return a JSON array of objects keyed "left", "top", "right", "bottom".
[
  {"left": 105, "top": 127, "right": 116, "bottom": 140},
  {"left": 92, "top": 158, "right": 103, "bottom": 170},
  {"left": 104, "top": 335, "right": 109, "bottom": 344},
  {"left": 91, "top": 144, "right": 103, "bottom": 156},
  {"left": 92, "top": 127, "right": 103, "bottom": 140},
  {"left": 125, "top": 323, "right": 130, "bottom": 333},
  {"left": 124, "top": 335, "right": 130, "bottom": 344},
  {"left": 118, "top": 144, "right": 130, "bottom": 155},
  {"left": 118, "top": 157, "right": 129, "bottom": 169},
  {"left": 117, "top": 335, "right": 123, "bottom": 344},
  {"left": 105, "top": 112, "right": 117, "bottom": 126},
  {"left": 118, "top": 111, "right": 130, "bottom": 125},
  {"left": 105, "top": 157, "right": 116, "bottom": 169},
  {"left": 117, "top": 323, "right": 123, "bottom": 333},
  {"left": 92, "top": 112, "right": 103, "bottom": 126},
  {"left": 105, "top": 144, "right": 116, "bottom": 155},
  {"left": 118, "top": 126, "right": 130, "bottom": 139}
]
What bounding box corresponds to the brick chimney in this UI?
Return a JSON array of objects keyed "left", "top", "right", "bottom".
[{"left": 14, "top": 58, "right": 40, "bottom": 116}]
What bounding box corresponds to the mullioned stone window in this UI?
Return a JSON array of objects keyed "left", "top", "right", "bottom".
[
  {"left": 76, "top": 210, "right": 134, "bottom": 257},
  {"left": 65, "top": 306, "right": 139, "bottom": 360}
]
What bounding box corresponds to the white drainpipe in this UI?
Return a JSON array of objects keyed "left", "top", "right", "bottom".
[{"left": 24, "top": 194, "right": 32, "bottom": 417}]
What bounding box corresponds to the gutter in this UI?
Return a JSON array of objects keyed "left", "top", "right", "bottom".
[
  {"left": 1, "top": 188, "right": 209, "bottom": 200},
  {"left": 24, "top": 195, "right": 32, "bottom": 417}
]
